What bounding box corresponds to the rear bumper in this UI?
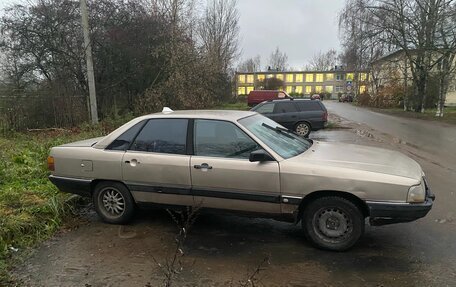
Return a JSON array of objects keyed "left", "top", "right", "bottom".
[
  {"left": 367, "top": 195, "right": 434, "bottom": 226},
  {"left": 49, "top": 175, "right": 92, "bottom": 197}
]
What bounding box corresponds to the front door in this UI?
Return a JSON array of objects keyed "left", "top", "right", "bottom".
[
  {"left": 122, "top": 118, "right": 193, "bottom": 206},
  {"left": 190, "top": 119, "right": 281, "bottom": 214}
]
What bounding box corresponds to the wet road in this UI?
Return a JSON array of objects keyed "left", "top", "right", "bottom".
[
  {"left": 14, "top": 107, "right": 456, "bottom": 287},
  {"left": 324, "top": 101, "right": 456, "bottom": 168}
]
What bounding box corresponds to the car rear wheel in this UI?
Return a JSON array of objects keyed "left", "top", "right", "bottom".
[
  {"left": 93, "top": 181, "right": 136, "bottom": 224},
  {"left": 302, "top": 196, "right": 364, "bottom": 251},
  {"left": 295, "top": 122, "right": 311, "bottom": 137}
]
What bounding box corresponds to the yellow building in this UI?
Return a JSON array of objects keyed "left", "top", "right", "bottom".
[{"left": 236, "top": 70, "right": 369, "bottom": 99}]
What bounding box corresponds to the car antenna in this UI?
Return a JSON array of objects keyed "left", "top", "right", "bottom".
[{"left": 162, "top": 107, "right": 173, "bottom": 114}]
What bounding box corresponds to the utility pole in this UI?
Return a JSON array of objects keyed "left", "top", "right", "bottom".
[{"left": 80, "top": 0, "right": 98, "bottom": 124}]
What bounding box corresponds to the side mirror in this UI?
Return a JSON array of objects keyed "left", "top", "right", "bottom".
[{"left": 249, "top": 149, "right": 275, "bottom": 162}]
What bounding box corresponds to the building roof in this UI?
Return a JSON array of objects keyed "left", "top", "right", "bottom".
[{"left": 370, "top": 49, "right": 408, "bottom": 65}]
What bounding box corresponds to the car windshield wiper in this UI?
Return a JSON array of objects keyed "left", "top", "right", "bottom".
[{"left": 261, "top": 123, "right": 295, "bottom": 139}]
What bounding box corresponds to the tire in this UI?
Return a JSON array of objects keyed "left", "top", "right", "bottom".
[
  {"left": 93, "top": 181, "right": 136, "bottom": 224},
  {"left": 295, "top": 122, "right": 311, "bottom": 137},
  {"left": 302, "top": 196, "right": 364, "bottom": 251}
]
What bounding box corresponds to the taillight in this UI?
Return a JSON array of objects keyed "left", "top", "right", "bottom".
[
  {"left": 323, "top": 111, "right": 328, "bottom": 121},
  {"left": 47, "top": 156, "right": 55, "bottom": 171}
]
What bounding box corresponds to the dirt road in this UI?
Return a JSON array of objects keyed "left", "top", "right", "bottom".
[{"left": 13, "top": 106, "right": 456, "bottom": 286}]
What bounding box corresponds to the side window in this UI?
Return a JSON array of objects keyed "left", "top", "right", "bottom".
[
  {"left": 297, "top": 101, "right": 322, "bottom": 111},
  {"left": 274, "top": 102, "right": 298, "bottom": 113},
  {"left": 194, "top": 120, "right": 259, "bottom": 159},
  {"left": 255, "top": 103, "right": 275, "bottom": 114},
  {"left": 131, "top": 119, "right": 187, "bottom": 155},
  {"left": 107, "top": 121, "right": 145, "bottom": 151}
]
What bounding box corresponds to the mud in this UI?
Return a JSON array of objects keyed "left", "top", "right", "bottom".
[{"left": 12, "top": 103, "right": 456, "bottom": 286}]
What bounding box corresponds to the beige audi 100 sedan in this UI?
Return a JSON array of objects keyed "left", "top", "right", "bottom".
[{"left": 48, "top": 109, "right": 434, "bottom": 251}]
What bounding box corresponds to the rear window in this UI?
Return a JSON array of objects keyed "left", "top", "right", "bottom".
[
  {"left": 107, "top": 121, "right": 145, "bottom": 151},
  {"left": 273, "top": 102, "right": 298, "bottom": 113},
  {"left": 254, "top": 103, "right": 275, "bottom": 114},
  {"left": 296, "top": 101, "right": 322, "bottom": 111}
]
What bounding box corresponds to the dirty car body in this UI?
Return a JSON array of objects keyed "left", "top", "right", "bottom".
[{"left": 48, "top": 110, "right": 434, "bottom": 251}]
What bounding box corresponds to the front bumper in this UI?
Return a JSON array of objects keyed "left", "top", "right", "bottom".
[
  {"left": 367, "top": 187, "right": 435, "bottom": 226},
  {"left": 49, "top": 175, "right": 92, "bottom": 197}
]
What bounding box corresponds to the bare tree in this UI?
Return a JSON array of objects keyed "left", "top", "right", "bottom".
[
  {"left": 237, "top": 55, "right": 261, "bottom": 72},
  {"left": 307, "top": 49, "right": 338, "bottom": 71},
  {"left": 267, "top": 47, "right": 288, "bottom": 71},
  {"left": 434, "top": 0, "right": 456, "bottom": 116},
  {"left": 197, "top": 0, "right": 240, "bottom": 74},
  {"left": 339, "top": 0, "right": 456, "bottom": 113}
]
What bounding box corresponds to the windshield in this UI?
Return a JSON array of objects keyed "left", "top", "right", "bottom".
[{"left": 238, "top": 114, "right": 312, "bottom": 159}]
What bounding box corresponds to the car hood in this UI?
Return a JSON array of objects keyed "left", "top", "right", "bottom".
[
  {"left": 59, "top": 137, "right": 105, "bottom": 147},
  {"left": 289, "top": 141, "right": 423, "bottom": 181}
]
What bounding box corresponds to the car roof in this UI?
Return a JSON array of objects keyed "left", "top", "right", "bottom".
[
  {"left": 146, "top": 109, "right": 256, "bottom": 121},
  {"left": 93, "top": 109, "right": 257, "bottom": 149},
  {"left": 264, "top": 98, "right": 314, "bottom": 103}
]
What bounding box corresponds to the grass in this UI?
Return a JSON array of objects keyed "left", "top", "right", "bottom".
[
  {"left": 215, "top": 101, "right": 249, "bottom": 110},
  {"left": 371, "top": 106, "right": 456, "bottom": 125},
  {"left": 0, "top": 125, "right": 109, "bottom": 285}
]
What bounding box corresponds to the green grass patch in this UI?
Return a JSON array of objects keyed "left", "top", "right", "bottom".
[
  {"left": 0, "top": 126, "right": 106, "bottom": 285},
  {"left": 215, "top": 101, "right": 250, "bottom": 111}
]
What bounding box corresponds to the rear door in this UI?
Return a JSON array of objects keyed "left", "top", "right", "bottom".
[
  {"left": 296, "top": 101, "right": 324, "bottom": 129},
  {"left": 190, "top": 119, "right": 281, "bottom": 214},
  {"left": 121, "top": 118, "right": 193, "bottom": 206},
  {"left": 272, "top": 102, "right": 300, "bottom": 129}
]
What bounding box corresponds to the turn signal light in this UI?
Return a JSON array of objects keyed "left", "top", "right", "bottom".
[{"left": 47, "top": 156, "right": 55, "bottom": 171}]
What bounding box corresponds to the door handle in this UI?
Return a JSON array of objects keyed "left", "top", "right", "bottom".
[
  {"left": 194, "top": 163, "right": 212, "bottom": 169},
  {"left": 125, "top": 159, "right": 140, "bottom": 166}
]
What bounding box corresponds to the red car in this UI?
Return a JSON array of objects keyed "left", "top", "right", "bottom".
[{"left": 247, "top": 90, "right": 291, "bottom": 107}]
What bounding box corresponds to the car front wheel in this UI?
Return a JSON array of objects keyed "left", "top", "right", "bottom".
[
  {"left": 295, "top": 122, "right": 311, "bottom": 137},
  {"left": 93, "top": 181, "right": 136, "bottom": 224},
  {"left": 302, "top": 196, "right": 364, "bottom": 251}
]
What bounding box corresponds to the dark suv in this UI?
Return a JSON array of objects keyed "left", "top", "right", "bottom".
[{"left": 251, "top": 99, "right": 327, "bottom": 137}]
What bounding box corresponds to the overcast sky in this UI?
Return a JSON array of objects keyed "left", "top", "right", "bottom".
[
  {"left": 0, "top": 0, "right": 345, "bottom": 70},
  {"left": 237, "top": 0, "right": 345, "bottom": 70}
]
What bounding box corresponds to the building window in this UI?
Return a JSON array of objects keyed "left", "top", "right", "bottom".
[
  {"left": 335, "top": 86, "right": 343, "bottom": 92},
  {"left": 305, "top": 74, "right": 314, "bottom": 82},
  {"left": 315, "top": 86, "right": 322, "bottom": 93},
  {"left": 326, "top": 73, "right": 334, "bottom": 81},
  {"left": 336, "top": 74, "right": 344, "bottom": 81},
  {"left": 305, "top": 86, "right": 312, "bottom": 94},
  {"left": 237, "top": 86, "right": 246, "bottom": 95},
  {"left": 315, "top": 74, "right": 324, "bottom": 82},
  {"left": 286, "top": 86, "right": 293, "bottom": 93},
  {"left": 238, "top": 74, "right": 245, "bottom": 83},
  {"left": 246, "top": 75, "right": 254, "bottom": 83},
  {"left": 359, "top": 73, "right": 367, "bottom": 81},
  {"left": 325, "top": 86, "right": 333, "bottom": 93},
  {"left": 286, "top": 74, "right": 294, "bottom": 82},
  {"left": 246, "top": 86, "right": 254, "bottom": 94},
  {"left": 276, "top": 74, "right": 284, "bottom": 80},
  {"left": 257, "top": 74, "right": 265, "bottom": 81},
  {"left": 267, "top": 74, "right": 274, "bottom": 78},
  {"left": 359, "top": 85, "right": 367, "bottom": 94},
  {"left": 295, "top": 74, "right": 303, "bottom": 82},
  {"left": 346, "top": 73, "right": 354, "bottom": 81},
  {"left": 295, "top": 86, "right": 303, "bottom": 94}
]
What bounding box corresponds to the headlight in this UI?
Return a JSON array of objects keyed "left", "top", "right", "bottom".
[{"left": 407, "top": 182, "right": 425, "bottom": 203}]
